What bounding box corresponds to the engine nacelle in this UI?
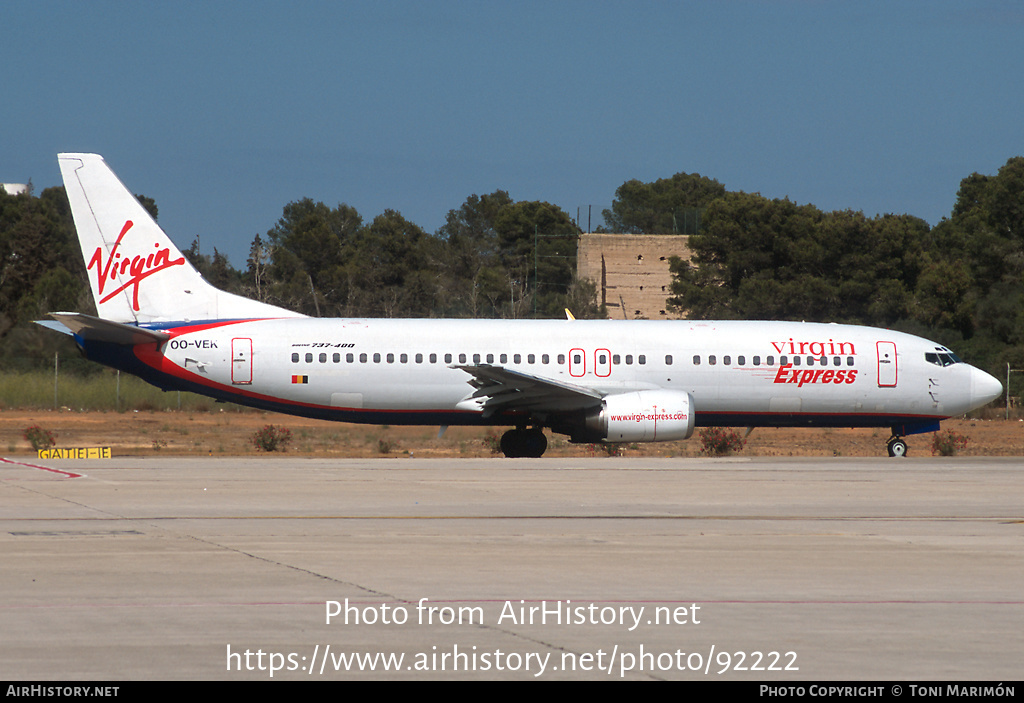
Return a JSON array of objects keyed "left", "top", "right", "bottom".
[{"left": 585, "top": 390, "right": 695, "bottom": 442}]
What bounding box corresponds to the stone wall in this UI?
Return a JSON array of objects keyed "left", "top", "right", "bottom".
[{"left": 576, "top": 233, "right": 692, "bottom": 319}]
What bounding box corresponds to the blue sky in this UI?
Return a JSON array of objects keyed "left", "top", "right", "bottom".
[{"left": 3, "top": 1, "right": 1022, "bottom": 267}]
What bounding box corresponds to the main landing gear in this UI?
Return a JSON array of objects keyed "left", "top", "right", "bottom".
[
  {"left": 886, "top": 435, "right": 908, "bottom": 458},
  {"left": 500, "top": 427, "right": 548, "bottom": 458}
]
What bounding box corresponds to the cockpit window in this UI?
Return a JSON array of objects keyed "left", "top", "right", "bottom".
[{"left": 925, "top": 352, "right": 962, "bottom": 367}]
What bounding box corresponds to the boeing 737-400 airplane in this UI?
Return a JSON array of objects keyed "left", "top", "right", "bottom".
[{"left": 41, "top": 154, "right": 1003, "bottom": 457}]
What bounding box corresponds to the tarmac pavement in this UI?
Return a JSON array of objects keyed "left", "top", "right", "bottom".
[{"left": 1, "top": 455, "right": 1021, "bottom": 680}]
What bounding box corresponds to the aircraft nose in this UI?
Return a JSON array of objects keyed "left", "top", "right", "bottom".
[{"left": 969, "top": 367, "right": 1003, "bottom": 409}]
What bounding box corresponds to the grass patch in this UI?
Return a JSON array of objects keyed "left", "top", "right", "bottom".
[{"left": 0, "top": 370, "right": 251, "bottom": 413}]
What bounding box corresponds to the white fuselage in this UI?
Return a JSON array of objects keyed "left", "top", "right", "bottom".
[{"left": 142, "top": 317, "right": 994, "bottom": 428}]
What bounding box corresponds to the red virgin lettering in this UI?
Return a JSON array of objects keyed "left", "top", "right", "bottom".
[
  {"left": 769, "top": 338, "right": 857, "bottom": 356},
  {"left": 87, "top": 220, "right": 185, "bottom": 311}
]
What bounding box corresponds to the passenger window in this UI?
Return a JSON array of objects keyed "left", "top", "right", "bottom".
[
  {"left": 723, "top": 355, "right": 731, "bottom": 365},
  {"left": 638, "top": 355, "right": 646, "bottom": 365},
  {"left": 558, "top": 354, "right": 565, "bottom": 364},
  {"left": 305, "top": 353, "right": 313, "bottom": 363},
  {"left": 360, "top": 353, "right": 367, "bottom": 363},
  {"left": 445, "top": 353, "right": 453, "bottom": 364},
  {"left": 514, "top": 354, "right": 522, "bottom": 364},
  {"left": 693, "top": 355, "right": 700, "bottom": 365},
  {"left": 373, "top": 353, "right": 381, "bottom": 363},
  {"left": 819, "top": 356, "right": 826, "bottom": 366},
  {"left": 486, "top": 353, "right": 493, "bottom": 363},
  {"left": 847, "top": 356, "right": 854, "bottom": 366},
  {"left": 709, "top": 355, "right": 716, "bottom": 365},
  {"left": 573, "top": 353, "right": 582, "bottom": 364},
  {"left": 400, "top": 353, "right": 408, "bottom": 363},
  {"left": 500, "top": 354, "right": 507, "bottom": 363},
  {"left": 528, "top": 354, "right": 535, "bottom": 364},
  {"left": 292, "top": 353, "right": 299, "bottom": 363},
  {"left": 599, "top": 353, "right": 607, "bottom": 364},
  {"left": 459, "top": 354, "right": 467, "bottom": 364},
  {"left": 625, "top": 355, "right": 633, "bottom": 365},
  {"left": 386, "top": 353, "right": 394, "bottom": 363},
  {"left": 347, "top": 353, "right": 354, "bottom": 363},
  {"left": 753, "top": 356, "right": 760, "bottom": 366},
  {"left": 542, "top": 354, "right": 549, "bottom": 364},
  {"left": 613, "top": 354, "right": 621, "bottom": 364},
  {"left": 473, "top": 353, "right": 480, "bottom": 364},
  {"left": 780, "top": 355, "right": 788, "bottom": 365},
  {"left": 833, "top": 356, "right": 841, "bottom": 366},
  {"left": 429, "top": 353, "right": 437, "bottom": 363},
  {"left": 737, "top": 356, "right": 744, "bottom": 365},
  {"left": 415, "top": 353, "right": 423, "bottom": 363},
  {"left": 319, "top": 353, "right": 327, "bottom": 363},
  {"left": 767, "top": 356, "right": 774, "bottom": 365},
  {"left": 665, "top": 355, "right": 673, "bottom": 365},
  {"left": 792, "top": 356, "right": 800, "bottom": 366},
  {"left": 333, "top": 353, "right": 340, "bottom": 363},
  {"left": 806, "top": 356, "right": 814, "bottom": 366}
]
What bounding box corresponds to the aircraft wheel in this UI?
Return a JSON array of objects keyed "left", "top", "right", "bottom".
[
  {"left": 500, "top": 428, "right": 548, "bottom": 458},
  {"left": 886, "top": 438, "right": 908, "bottom": 457},
  {"left": 500, "top": 429, "right": 523, "bottom": 457},
  {"left": 522, "top": 429, "right": 547, "bottom": 458}
]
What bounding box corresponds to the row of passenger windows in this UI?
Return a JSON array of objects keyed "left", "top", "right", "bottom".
[
  {"left": 690, "top": 355, "right": 855, "bottom": 367},
  {"left": 291, "top": 351, "right": 855, "bottom": 367},
  {"left": 291, "top": 351, "right": 649, "bottom": 365}
]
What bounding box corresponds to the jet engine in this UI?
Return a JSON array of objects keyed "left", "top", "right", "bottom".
[{"left": 584, "top": 389, "right": 695, "bottom": 442}]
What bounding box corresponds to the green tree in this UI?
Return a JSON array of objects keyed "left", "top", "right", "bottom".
[
  {"left": 436, "top": 191, "right": 514, "bottom": 317},
  {"left": 0, "top": 186, "right": 88, "bottom": 333},
  {"left": 914, "top": 156, "right": 1024, "bottom": 387},
  {"left": 667, "top": 192, "right": 926, "bottom": 325},
  {"left": 183, "top": 239, "right": 244, "bottom": 294},
  {"left": 135, "top": 194, "right": 158, "bottom": 222},
  {"left": 0, "top": 185, "right": 92, "bottom": 371},
  {"left": 493, "top": 200, "right": 581, "bottom": 318},
  {"left": 436, "top": 193, "right": 594, "bottom": 318},
  {"left": 601, "top": 172, "right": 726, "bottom": 234},
  {"left": 262, "top": 198, "right": 363, "bottom": 316},
  {"left": 351, "top": 209, "right": 436, "bottom": 317}
]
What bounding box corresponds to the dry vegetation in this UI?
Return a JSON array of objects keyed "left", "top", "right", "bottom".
[{"left": 1, "top": 408, "right": 1020, "bottom": 459}]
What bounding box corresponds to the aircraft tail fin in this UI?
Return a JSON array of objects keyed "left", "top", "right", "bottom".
[{"left": 57, "top": 153, "right": 303, "bottom": 324}]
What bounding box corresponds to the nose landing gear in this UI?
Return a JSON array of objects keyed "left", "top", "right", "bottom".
[{"left": 886, "top": 436, "right": 908, "bottom": 457}]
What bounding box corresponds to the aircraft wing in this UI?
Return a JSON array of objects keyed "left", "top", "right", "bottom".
[
  {"left": 42, "top": 312, "right": 169, "bottom": 346},
  {"left": 455, "top": 364, "right": 603, "bottom": 417}
]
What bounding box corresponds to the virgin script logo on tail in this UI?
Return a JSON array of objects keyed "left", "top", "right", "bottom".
[{"left": 87, "top": 220, "right": 185, "bottom": 311}]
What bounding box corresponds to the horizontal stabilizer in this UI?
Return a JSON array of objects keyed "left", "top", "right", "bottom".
[{"left": 44, "top": 312, "right": 169, "bottom": 346}]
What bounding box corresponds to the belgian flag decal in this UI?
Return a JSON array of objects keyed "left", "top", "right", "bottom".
[{"left": 291, "top": 375, "right": 309, "bottom": 384}]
